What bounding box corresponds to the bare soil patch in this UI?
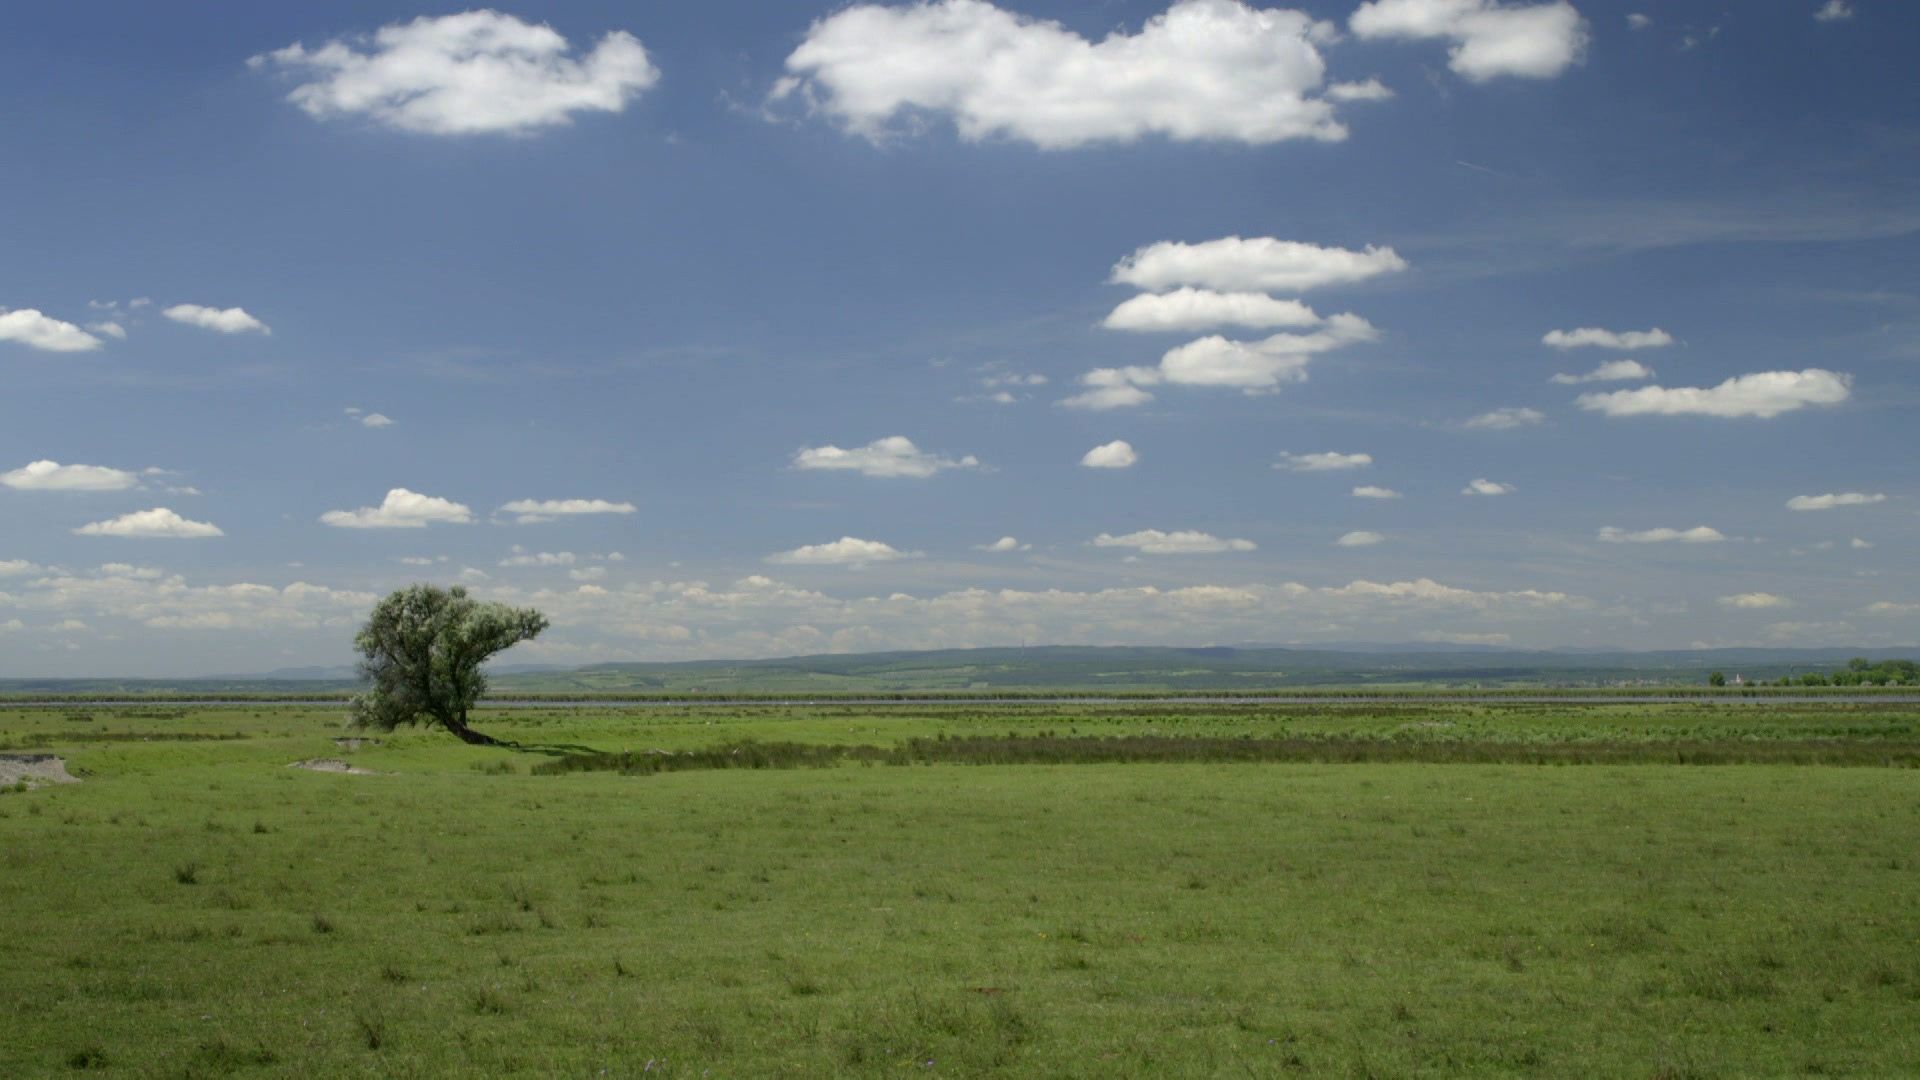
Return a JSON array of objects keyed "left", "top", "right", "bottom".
[
  {"left": 0, "top": 753, "right": 80, "bottom": 788},
  {"left": 290, "top": 758, "right": 378, "bottom": 775}
]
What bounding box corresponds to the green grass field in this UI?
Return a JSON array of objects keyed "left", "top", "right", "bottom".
[{"left": 3, "top": 702, "right": 1918, "bottom": 1076}]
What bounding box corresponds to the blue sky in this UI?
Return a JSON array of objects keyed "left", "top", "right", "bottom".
[{"left": 2, "top": 0, "right": 1917, "bottom": 675}]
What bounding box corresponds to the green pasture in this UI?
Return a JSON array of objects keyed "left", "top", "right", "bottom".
[{"left": 2, "top": 702, "right": 1917, "bottom": 1076}]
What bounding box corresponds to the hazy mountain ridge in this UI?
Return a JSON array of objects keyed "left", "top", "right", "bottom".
[{"left": 4, "top": 645, "right": 1912, "bottom": 695}]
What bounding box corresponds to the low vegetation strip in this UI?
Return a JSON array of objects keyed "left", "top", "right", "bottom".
[{"left": 531, "top": 733, "right": 1920, "bottom": 776}]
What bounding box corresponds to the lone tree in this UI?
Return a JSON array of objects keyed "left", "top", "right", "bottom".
[{"left": 349, "top": 584, "right": 548, "bottom": 746}]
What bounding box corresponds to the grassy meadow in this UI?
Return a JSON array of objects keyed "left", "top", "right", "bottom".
[{"left": 3, "top": 700, "right": 1918, "bottom": 1076}]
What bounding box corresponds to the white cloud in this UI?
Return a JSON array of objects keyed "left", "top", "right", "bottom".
[
  {"left": 570, "top": 566, "right": 608, "bottom": 582},
  {"left": 1350, "top": 0, "right": 1589, "bottom": 81},
  {"left": 1103, "top": 289, "right": 1322, "bottom": 332},
  {"left": 5, "top": 569, "right": 373, "bottom": 632},
  {"left": 1326, "top": 78, "right": 1394, "bottom": 102},
  {"left": 0, "top": 560, "right": 42, "bottom": 577},
  {"left": 1814, "top": 1, "right": 1854, "bottom": 22},
  {"left": 1542, "top": 326, "right": 1674, "bottom": 350},
  {"left": 1577, "top": 369, "right": 1851, "bottom": 419},
  {"left": 359, "top": 412, "right": 394, "bottom": 428},
  {"left": 87, "top": 321, "right": 127, "bottom": 340},
  {"left": 252, "top": 10, "right": 659, "bottom": 136},
  {"left": 1719, "top": 592, "right": 1791, "bottom": 610},
  {"left": 1861, "top": 601, "right": 1918, "bottom": 617},
  {"left": 162, "top": 304, "right": 269, "bottom": 335},
  {"left": 1626, "top": 13, "right": 1651, "bottom": 30},
  {"left": 767, "top": 537, "right": 918, "bottom": 566},
  {"left": 792, "top": 436, "right": 981, "bottom": 478},
  {"left": 1112, "top": 237, "right": 1408, "bottom": 292},
  {"left": 0, "top": 308, "right": 102, "bottom": 352},
  {"left": 975, "top": 536, "right": 1031, "bottom": 553},
  {"left": 73, "top": 508, "right": 224, "bottom": 539},
  {"left": 395, "top": 556, "right": 445, "bottom": 567},
  {"left": 1596, "top": 526, "right": 1725, "bottom": 544},
  {"left": 320, "top": 488, "right": 473, "bottom": 529},
  {"left": 1081, "top": 440, "right": 1139, "bottom": 469},
  {"left": 1093, "top": 529, "right": 1255, "bottom": 554},
  {"left": 982, "top": 372, "right": 1048, "bottom": 388},
  {"left": 1061, "top": 366, "right": 1161, "bottom": 410},
  {"left": 96, "top": 563, "right": 163, "bottom": 580},
  {"left": 1463, "top": 407, "right": 1544, "bottom": 430},
  {"left": 500, "top": 551, "right": 577, "bottom": 568},
  {"left": 1276, "top": 450, "right": 1371, "bottom": 472},
  {"left": 775, "top": 0, "right": 1349, "bottom": 149},
  {"left": 497, "top": 498, "right": 638, "bottom": 524},
  {"left": 1851, "top": 538, "right": 1873, "bottom": 550},
  {"left": 1352, "top": 485, "right": 1401, "bottom": 499},
  {"left": 1551, "top": 358, "right": 1653, "bottom": 384},
  {"left": 1072, "top": 314, "right": 1379, "bottom": 406},
  {"left": 1, "top": 460, "right": 140, "bottom": 492},
  {"left": 1462, "top": 478, "right": 1516, "bottom": 496},
  {"left": 1785, "top": 492, "right": 1886, "bottom": 511},
  {"left": 1337, "top": 530, "right": 1385, "bottom": 547}
]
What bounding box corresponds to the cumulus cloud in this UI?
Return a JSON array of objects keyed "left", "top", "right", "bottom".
[
  {"left": 775, "top": 0, "right": 1350, "bottom": 149},
  {"left": 1462, "top": 478, "right": 1516, "bottom": 496},
  {"left": 359, "top": 412, "right": 395, "bottom": 428},
  {"left": 0, "top": 308, "right": 102, "bottom": 352},
  {"left": 1861, "top": 601, "right": 1918, "bottom": 617},
  {"left": 767, "top": 537, "right": 918, "bottom": 566},
  {"left": 497, "top": 498, "right": 638, "bottom": 524},
  {"left": 792, "top": 436, "right": 981, "bottom": 478},
  {"left": 1060, "top": 368, "right": 1159, "bottom": 411},
  {"left": 1463, "top": 407, "right": 1544, "bottom": 430},
  {"left": 1350, "top": 0, "right": 1589, "bottom": 81},
  {"left": 500, "top": 550, "right": 577, "bottom": 568},
  {"left": 1081, "top": 440, "right": 1139, "bottom": 469},
  {"left": 1597, "top": 526, "right": 1725, "bottom": 544},
  {"left": 1785, "top": 492, "right": 1886, "bottom": 511},
  {"left": 87, "top": 321, "right": 127, "bottom": 340},
  {"left": 1577, "top": 369, "right": 1851, "bottom": 419},
  {"left": 975, "top": 536, "right": 1031, "bottom": 553},
  {"left": 1111, "top": 237, "right": 1407, "bottom": 292},
  {"left": 1326, "top": 78, "right": 1394, "bottom": 101},
  {"left": 251, "top": 10, "right": 659, "bottom": 136},
  {"left": 1337, "top": 530, "right": 1385, "bottom": 547},
  {"left": 1627, "top": 13, "right": 1651, "bottom": 30},
  {"left": 1103, "top": 289, "right": 1322, "bottom": 332},
  {"left": 1542, "top": 326, "right": 1674, "bottom": 350},
  {"left": 1, "top": 460, "right": 140, "bottom": 492},
  {"left": 1851, "top": 538, "right": 1873, "bottom": 550},
  {"left": 73, "top": 508, "right": 224, "bottom": 538},
  {"left": 1814, "top": 1, "right": 1853, "bottom": 22},
  {"left": 162, "top": 304, "right": 269, "bottom": 335},
  {"left": 1093, "top": 529, "right": 1255, "bottom": 554},
  {"left": 1070, "top": 314, "right": 1379, "bottom": 406},
  {"left": 1719, "top": 592, "right": 1791, "bottom": 610},
  {"left": 1276, "top": 450, "right": 1371, "bottom": 472},
  {"left": 1551, "top": 359, "right": 1653, "bottom": 385},
  {"left": 4, "top": 568, "right": 373, "bottom": 633},
  {"left": 1352, "top": 485, "right": 1401, "bottom": 499},
  {"left": 0, "top": 560, "right": 43, "bottom": 577},
  {"left": 320, "top": 488, "right": 473, "bottom": 529}
]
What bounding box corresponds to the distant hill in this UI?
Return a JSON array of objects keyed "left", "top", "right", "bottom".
[{"left": 3, "top": 644, "right": 1912, "bottom": 697}]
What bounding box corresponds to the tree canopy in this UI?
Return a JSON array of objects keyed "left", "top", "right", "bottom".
[{"left": 349, "top": 584, "right": 548, "bottom": 746}]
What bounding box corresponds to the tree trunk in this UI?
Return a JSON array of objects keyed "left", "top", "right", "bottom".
[{"left": 441, "top": 710, "right": 501, "bottom": 747}]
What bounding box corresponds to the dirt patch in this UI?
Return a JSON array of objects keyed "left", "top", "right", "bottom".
[
  {"left": 0, "top": 754, "right": 80, "bottom": 788},
  {"left": 332, "top": 737, "right": 380, "bottom": 750},
  {"left": 290, "top": 758, "right": 378, "bottom": 775}
]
